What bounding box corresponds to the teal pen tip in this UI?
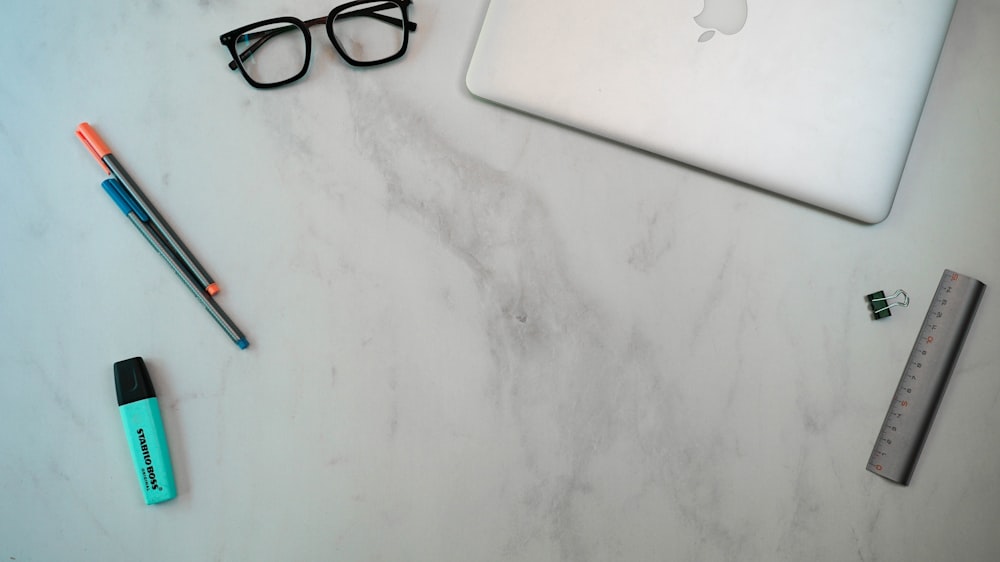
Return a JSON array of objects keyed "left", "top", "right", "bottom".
[{"left": 237, "top": 339, "right": 249, "bottom": 350}]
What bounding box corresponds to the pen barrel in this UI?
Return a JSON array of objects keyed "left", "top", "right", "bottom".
[
  {"left": 105, "top": 154, "right": 217, "bottom": 292},
  {"left": 129, "top": 214, "right": 248, "bottom": 348},
  {"left": 120, "top": 397, "right": 177, "bottom": 505}
]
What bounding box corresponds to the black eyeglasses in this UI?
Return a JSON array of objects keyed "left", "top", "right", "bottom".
[{"left": 219, "top": 0, "right": 417, "bottom": 89}]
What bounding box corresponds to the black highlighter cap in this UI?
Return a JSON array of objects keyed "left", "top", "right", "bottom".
[{"left": 114, "top": 357, "right": 156, "bottom": 406}]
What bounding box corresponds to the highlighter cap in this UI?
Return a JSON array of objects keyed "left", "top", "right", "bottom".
[{"left": 115, "top": 357, "right": 156, "bottom": 406}]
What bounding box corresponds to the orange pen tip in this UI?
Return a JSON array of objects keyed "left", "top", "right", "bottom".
[
  {"left": 75, "top": 122, "right": 112, "bottom": 173},
  {"left": 206, "top": 283, "right": 220, "bottom": 296}
]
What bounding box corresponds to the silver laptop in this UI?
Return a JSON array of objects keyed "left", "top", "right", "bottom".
[{"left": 466, "top": 0, "right": 956, "bottom": 223}]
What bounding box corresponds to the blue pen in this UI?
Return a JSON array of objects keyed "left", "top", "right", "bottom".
[{"left": 101, "top": 178, "right": 249, "bottom": 349}]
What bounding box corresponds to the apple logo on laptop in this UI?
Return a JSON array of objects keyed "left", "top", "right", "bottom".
[{"left": 694, "top": 0, "right": 748, "bottom": 42}]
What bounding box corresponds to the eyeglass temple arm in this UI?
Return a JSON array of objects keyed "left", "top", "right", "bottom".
[
  {"left": 335, "top": 2, "right": 417, "bottom": 31},
  {"left": 226, "top": 4, "right": 417, "bottom": 71}
]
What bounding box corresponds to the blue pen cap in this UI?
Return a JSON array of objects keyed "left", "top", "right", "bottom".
[
  {"left": 101, "top": 178, "right": 149, "bottom": 221},
  {"left": 115, "top": 357, "right": 177, "bottom": 505}
]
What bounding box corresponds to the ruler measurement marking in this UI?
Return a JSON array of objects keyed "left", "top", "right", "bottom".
[{"left": 866, "top": 270, "right": 985, "bottom": 485}]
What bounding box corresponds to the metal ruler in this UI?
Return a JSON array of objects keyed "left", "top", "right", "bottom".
[{"left": 867, "top": 269, "right": 986, "bottom": 485}]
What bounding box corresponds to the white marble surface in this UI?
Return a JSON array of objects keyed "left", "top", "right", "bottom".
[{"left": 1, "top": 1, "right": 999, "bottom": 560}]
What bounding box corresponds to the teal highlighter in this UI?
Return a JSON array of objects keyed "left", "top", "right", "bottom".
[{"left": 115, "top": 357, "right": 177, "bottom": 504}]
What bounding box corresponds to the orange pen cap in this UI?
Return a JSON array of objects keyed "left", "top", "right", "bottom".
[{"left": 75, "top": 122, "right": 112, "bottom": 174}]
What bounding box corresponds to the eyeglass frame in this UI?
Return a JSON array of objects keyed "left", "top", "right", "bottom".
[{"left": 219, "top": 0, "right": 417, "bottom": 90}]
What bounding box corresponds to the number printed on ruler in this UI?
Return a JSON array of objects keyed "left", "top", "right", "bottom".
[{"left": 867, "top": 270, "right": 986, "bottom": 485}]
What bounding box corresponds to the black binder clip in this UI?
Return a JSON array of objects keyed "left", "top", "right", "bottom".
[{"left": 866, "top": 289, "right": 908, "bottom": 320}]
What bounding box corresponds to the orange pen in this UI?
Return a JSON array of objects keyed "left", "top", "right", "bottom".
[{"left": 76, "top": 122, "right": 220, "bottom": 296}]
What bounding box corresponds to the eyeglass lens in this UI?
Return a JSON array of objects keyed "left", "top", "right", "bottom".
[
  {"left": 235, "top": 23, "right": 309, "bottom": 85},
  {"left": 331, "top": 2, "right": 406, "bottom": 63}
]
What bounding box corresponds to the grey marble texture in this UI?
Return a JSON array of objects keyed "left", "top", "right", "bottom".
[{"left": 1, "top": 1, "right": 998, "bottom": 560}]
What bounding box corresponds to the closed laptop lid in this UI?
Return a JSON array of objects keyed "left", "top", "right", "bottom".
[{"left": 467, "top": 0, "right": 956, "bottom": 223}]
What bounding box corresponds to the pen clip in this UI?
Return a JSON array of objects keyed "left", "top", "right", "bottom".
[
  {"left": 76, "top": 122, "right": 112, "bottom": 174},
  {"left": 101, "top": 178, "right": 150, "bottom": 222}
]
